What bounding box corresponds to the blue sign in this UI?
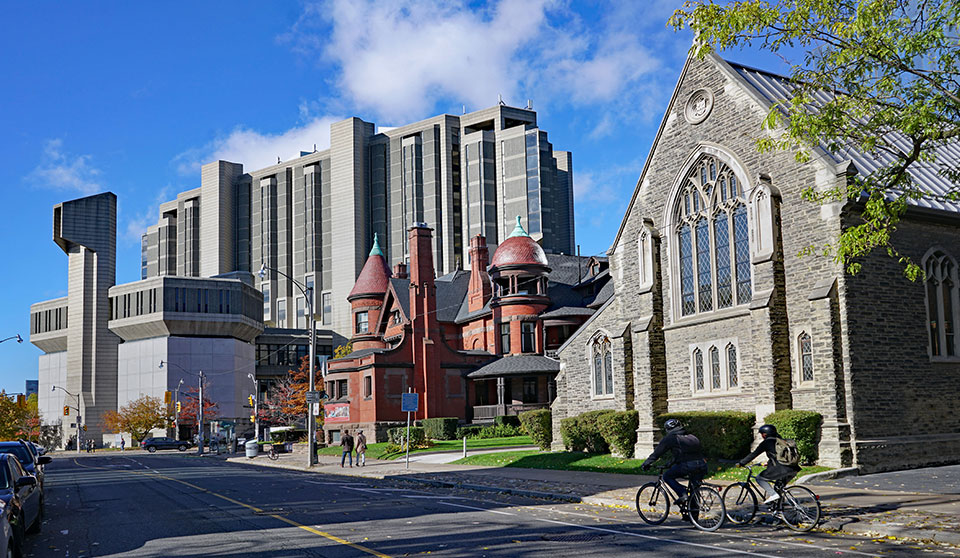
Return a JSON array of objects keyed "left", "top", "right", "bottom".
[{"left": 401, "top": 392, "right": 419, "bottom": 413}]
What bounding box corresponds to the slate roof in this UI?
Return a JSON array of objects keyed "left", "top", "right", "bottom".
[
  {"left": 466, "top": 354, "right": 561, "bottom": 379},
  {"left": 731, "top": 62, "right": 960, "bottom": 214},
  {"left": 389, "top": 277, "right": 410, "bottom": 317},
  {"left": 539, "top": 307, "right": 596, "bottom": 319},
  {"left": 434, "top": 270, "right": 471, "bottom": 322}
]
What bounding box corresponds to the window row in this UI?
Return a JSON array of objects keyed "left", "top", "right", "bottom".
[
  {"left": 691, "top": 340, "right": 739, "bottom": 394},
  {"left": 925, "top": 250, "right": 959, "bottom": 359},
  {"left": 499, "top": 322, "right": 537, "bottom": 354},
  {"left": 255, "top": 343, "right": 333, "bottom": 368},
  {"left": 263, "top": 281, "right": 332, "bottom": 326},
  {"left": 31, "top": 306, "right": 68, "bottom": 335},
  {"left": 110, "top": 288, "right": 161, "bottom": 320}
]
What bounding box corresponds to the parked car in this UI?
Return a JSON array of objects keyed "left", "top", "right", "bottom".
[
  {"left": 0, "top": 442, "right": 50, "bottom": 492},
  {"left": 0, "top": 501, "right": 15, "bottom": 558},
  {"left": 140, "top": 437, "right": 190, "bottom": 453},
  {"left": 0, "top": 453, "right": 42, "bottom": 555}
]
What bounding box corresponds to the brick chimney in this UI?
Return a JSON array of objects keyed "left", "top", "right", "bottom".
[
  {"left": 467, "top": 234, "right": 491, "bottom": 312},
  {"left": 408, "top": 223, "right": 438, "bottom": 420},
  {"left": 393, "top": 262, "right": 408, "bottom": 279}
]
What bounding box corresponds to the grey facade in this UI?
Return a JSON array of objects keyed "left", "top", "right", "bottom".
[
  {"left": 552, "top": 54, "right": 960, "bottom": 473},
  {"left": 140, "top": 105, "right": 575, "bottom": 341}
]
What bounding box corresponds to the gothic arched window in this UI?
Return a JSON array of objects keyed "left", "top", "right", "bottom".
[
  {"left": 924, "top": 250, "right": 960, "bottom": 359},
  {"left": 675, "top": 155, "right": 752, "bottom": 317},
  {"left": 591, "top": 335, "right": 614, "bottom": 396}
]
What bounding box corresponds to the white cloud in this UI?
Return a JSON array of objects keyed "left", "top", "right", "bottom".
[
  {"left": 120, "top": 186, "right": 172, "bottom": 246},
  {"left": 28, "top": 139, "right": 102, "bottom": 195},
  {"left": 173, "top": 116, "right": 341, "bottom": 176}
]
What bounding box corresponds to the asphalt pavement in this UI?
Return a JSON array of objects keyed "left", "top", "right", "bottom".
[{"left": 24, "top": 452, "right": 960, "bottom": 557}]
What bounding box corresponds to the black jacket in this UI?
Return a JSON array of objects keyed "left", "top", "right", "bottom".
[
  {"left": 642, "top": 428, "right": 705, "bottom": 466},
  {"left": 738, "top": 437, "right": 801, "bottom": 470}
]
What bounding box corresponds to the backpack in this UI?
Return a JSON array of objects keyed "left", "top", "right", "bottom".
[{"left": 774, "top": 437, "right": 800, "bottom": 466}]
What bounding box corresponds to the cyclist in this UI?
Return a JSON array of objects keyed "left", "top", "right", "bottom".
[
  {"left": 737, "top": 424, "right": 801, "bottom": 504},
  {"left": 640, "top": 418, "right": 708, "bottom": 505}
]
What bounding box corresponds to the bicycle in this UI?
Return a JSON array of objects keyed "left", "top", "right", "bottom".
[
  {"left": 265, "top": 444, "right": 279, "bottom": 461},
  {"left": 722, "top": 464, "right": 821, "bottom": 532},
  {"left": 635, "top": 465, "right": 726, "bottom": 532}
]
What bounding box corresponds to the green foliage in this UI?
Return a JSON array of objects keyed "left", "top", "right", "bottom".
[
  {"left": 387, "top": 426, "right": 426, "bottom": 447},
  {"left": 656, "top": 411, "right": 755, "bottom": 460},
  {"left": 334, "top": 343, "right": 353, "bottom": 359},
  {"left": 670, "top": 0, "right": 960, "bottom": 278},
  {"left": 494, "top": 415, "right": 521, "bottom": 428},
  {"left": 597, "top": 410, "right": 639, "bottom": 458},
  {"left": 763, "top": 410, "right": 823, "bottom": 465},
  {"left": 422, "top": 417, "right": 459, "bottom": 440},
  {"left": 473, "top": 424, "right": 523, "bottom": 439},
  {"left": 560, "top": 410, "right": 615, "bottom": 453},
  {"left": 518, "top": 409, "right": 552, "bottom": 450},
  {"left": 455, "top": 425, "right": 484, "bottom": 439}
]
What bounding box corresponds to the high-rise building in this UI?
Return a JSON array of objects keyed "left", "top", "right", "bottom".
[{"left": 140, "top": 104, "right": 575, "bottom": 339}]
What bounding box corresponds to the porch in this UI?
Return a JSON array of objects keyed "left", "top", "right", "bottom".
[{"left": 466, "top": 354, "right": 560, "bottom": 423}]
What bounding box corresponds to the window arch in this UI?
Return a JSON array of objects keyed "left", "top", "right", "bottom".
[
  {"left": 924, "top": 250, "right": 960, "bottom": 359},
  {"left": 591, "top": 334, "right": 614, "bottom": 396},
  {"left": 691, "top": 338, "right": 740, "bottom": 394},
  {"left": 798, "top": 332, "right": 814, "bottom": 383},
  {"left": 674, "top": 154, "right": 752, "bottom": 317}
]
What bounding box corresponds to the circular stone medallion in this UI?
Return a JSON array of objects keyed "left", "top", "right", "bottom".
[{"left": 684, "top": 88, "right": 714, "bottom": 125}]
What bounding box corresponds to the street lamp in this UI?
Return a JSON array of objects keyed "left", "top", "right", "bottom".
[
  {"left": 0, "top": 334, "right": 22, "bottom": 344},
  {"left": 258, "top": 262, "right": 318, "bottom": 467},
  {"left": 160, "top": 361, "right": 206, "bottom": 455},
  {"left": 247, "top": 373, "right": 259, "bottom": 442},
  {"left": 52, "top": 385, "right": 81, "bottom": 454}
]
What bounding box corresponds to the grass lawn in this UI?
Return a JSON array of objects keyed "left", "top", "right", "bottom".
[
  {"left": 452, "top": 450, "right": 830, "bottom": 482},
  {"left": 316, "top": 435, "right": 534, "bottom": 461}
]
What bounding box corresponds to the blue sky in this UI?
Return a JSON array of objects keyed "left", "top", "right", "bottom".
[{"left": 0, "top": 1, "right": 790, "bottom": 393}]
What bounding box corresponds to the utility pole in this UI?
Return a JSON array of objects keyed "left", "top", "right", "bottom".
[
  {"left": 174, "top": 379, "right": 183, "bottom": 441},
  {"left": 198, "top": 371, "right": 205, "bottom": 455},
  {"left": 247, "top": 373, "right": 258, "bottom": 441}
]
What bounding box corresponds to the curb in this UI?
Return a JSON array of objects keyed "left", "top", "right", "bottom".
[{"left": 796, "top": 467, "right": 860, "bottom": 484}]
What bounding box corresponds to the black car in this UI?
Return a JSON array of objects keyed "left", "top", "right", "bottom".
[
  {"left": 140, "top": 437, "right": 190, "bottom": 453},
  {"left": 0, "top": 442, "right": 49, "bottom": 492},
  {"left": 0, "top": 453, "right": 42, "bottom": 555}
]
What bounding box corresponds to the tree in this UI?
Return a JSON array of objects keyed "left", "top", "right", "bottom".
[
  {"left": 670, "top": 0, "right": 960, "bottom": 278},
  {"left": 334, "top": 342, "right": 353, "bottom": 359},
  {"left": 102, "top": 395, "right": 168, "bottom": 443},
  {"left": 0, "top": 393, "right": 40, "bottom": 441},
  {"left": 261, "top": 356, "right": 322, "bottom": 427},
  {"left": 177, "top": 385, "right": 219, "bottom": 427}
]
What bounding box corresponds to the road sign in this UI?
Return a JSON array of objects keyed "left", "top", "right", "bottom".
[
  {"left": 305, "top": 391, "right": 322, "bottom": 403},
  {"left": 401, "top": 392, "right": 418, "bottom": 413}
]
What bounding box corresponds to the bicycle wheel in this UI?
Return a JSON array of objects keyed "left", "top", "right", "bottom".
[
  {"left": 636, "top": 483, "right": 670, "bottom": 525},
  {"left": 269, "top": 450, "right": 279, "bottom": 461},
  {"left": 780, "top": 485, "right": 821, "bottom": 532},
  {"left": 688, "top": 486, "right": 725, "bottom": 532},
  {"left": 722, "top": 483, "right": 758, "bottom": 525}
]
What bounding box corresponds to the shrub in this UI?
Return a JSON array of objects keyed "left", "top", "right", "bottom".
[
  {"left": 518, "top": 409, "right": 552, "bottom": 450},
  {"left": 422, "top": 417, "right": 459, "bottom": 440},
  {"left": 655, "top": 411, "right": 755, "bottom": 460},
  {"left": 455, "top": 426, "right": 484, "bottom": 439},
  {"left": 560, "top": 416, "right": 583, "bottom": 451},
  {"left": 597, "top": 410, "right": 639, "bottom": 458},
  {"left": 494, "top": 415, "right": 521, "bottom": 428},
  {"left": 560, "top": 410, "right": 615, "bottom": 453},
  {"left": 474, "top": 424, "right": 523, "bottom": 438},
  {"left": 387, "top": 426, "right": 426, "bottom": 447},
  {"left": 763, "top": 410, "right": 822, "bottom": 465}
]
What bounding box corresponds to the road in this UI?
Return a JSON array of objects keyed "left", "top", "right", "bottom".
[{"left": 25, "top": 453, "right": 959, "bottom": 557}]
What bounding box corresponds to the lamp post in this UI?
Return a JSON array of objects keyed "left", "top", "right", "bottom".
[
  {"left": 52, "top": 385, "right": 81, "bottom": 454},
  {"left": 160, "top": 361, "right": 205, "bottom": 454},
  {"left": 0, "top": 334, "right": 23, "bottom": 345},
  {"left": 247, "top": 373, "right": 259, "bottom": 442},
  {"left": 174, "top": 379, "right": 184, "bottom": 441},
  {"left": 258, "top": 263, "right": 317, "bottom": 467}
]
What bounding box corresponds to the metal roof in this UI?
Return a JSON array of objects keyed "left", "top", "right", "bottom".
[{"left": 730, "top": 62, "right": 960, "bottom": 214}]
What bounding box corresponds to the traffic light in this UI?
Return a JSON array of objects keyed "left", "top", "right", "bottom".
[
  {"left": 248, "top": 395, "right": 254, "bottom": 406},
  {"left": 63, "top": 406, "right": 69, "bottom": 416},
  {"left": 176, "top": 401, "right": 182, "bottom": 413},
  {"left": 250, "top": 415, "right": 255, "bottom": 423},
  {"left": 164, "top": 391, "right": 172, "bottom": 404},
  {"left": 82, "top": 425, "right": 87, "bottom": 431}
]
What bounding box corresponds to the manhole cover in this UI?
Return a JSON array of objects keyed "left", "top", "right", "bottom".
[{"left": 541, "top": 533, "right": 609, "bottom": 543}]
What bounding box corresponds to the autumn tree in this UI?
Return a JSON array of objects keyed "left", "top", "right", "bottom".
[
  {"left": 177, "top": 385, "right": 219, "bottom": 427},
  {"left": 670, "top": 0, "right": 960, "bottom": 278},
  {"left": 0, "top": 393, "right": 40, "bottom": 441},
  {"left": 261, "top": 356, "right": 323, "bottom": 428},
  {"left": 102, "top": 395, "right": 169, "bottom": 443},
  {"left": 334, "top": 342, "right": 353, "bottom": 359}
]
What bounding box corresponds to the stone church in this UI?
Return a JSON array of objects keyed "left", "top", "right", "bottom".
[{"left": 552, "top": 53, "right": 960, "bottom": 473}]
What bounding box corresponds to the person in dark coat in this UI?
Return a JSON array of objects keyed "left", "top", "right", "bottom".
[
  {"left": 640, "top": 419, "right": 708, "bottom": 503},
  {"left": 340, "top": 431, "right": 355, "bottom": 468},
  {"left": 737, "top": 424, "right": 802, "bottom": 504}
]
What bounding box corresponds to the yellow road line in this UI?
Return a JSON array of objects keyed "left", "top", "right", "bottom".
[{"left": 72, "top": 458, "right": 391, "bottom": 557}]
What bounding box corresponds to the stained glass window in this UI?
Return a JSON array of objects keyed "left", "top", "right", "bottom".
[
  {"left": 696, "top": 219, "right": 713, "bottom": 312},
  {"left": 727, "top": 344, "right": 738, "bottom": 387},
  {"left": 710, "top": 346, "right": 721, "bottom": 389},
  {"left": 733, "top": 205, "right": 752, "bottom": 304},
  {"left": 592, "top": 336, "right": 614, "bottom": 396},
  {"left": 925, "top": 251, "right": 960, "bottom": 358},
  {"left": 799, "top": 333, "right": 813, "bottom": 382},
  {"left": 694, "top": 349, "right": 704, "bottom": 391},
  {"left": 679, "top": 225, "right": 695, "bottom": 316},
  {"left": 715, "top": 216, "right": 732, "bottom": 308}
]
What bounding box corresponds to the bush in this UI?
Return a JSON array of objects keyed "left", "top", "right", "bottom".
[
  {"left": 455, "top": 426, "right": 484, "bottom": 439},
  {"left": 475, "top": 424, "right": 523, "bottom": 438},
  {"left": 518, "top": 409, "right": 552, "bottom": 450},
  {"left": 763, "top": 410, "right": 822, "bottom": 465},
  {"left": 597, "top": 410, "right": 639, "bottom": 458},
  {"left": 656, "top": 411, "right": 755, "bottom": 460},
  {"left": 422, "top": 417, "right": 459, "bottom": 440},
  {"left": 387, "top": 426, "right": 426, "bottom": 447},
  {"left": 560, "top": 410, "right": 615, "bottom": 453},
  {"left": 494, "top": 415, "right": 521, "bottom": 428}
]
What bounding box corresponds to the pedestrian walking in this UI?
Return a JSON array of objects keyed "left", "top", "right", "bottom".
[
  {"left": 120, "top": 437, "right": 125, "bottom": 452},
  {"left": 356, "top": 430, "right": 367, "bottom": 467},
  {"left": 340, "top": 431, "right": 354, "bottom": 468}
]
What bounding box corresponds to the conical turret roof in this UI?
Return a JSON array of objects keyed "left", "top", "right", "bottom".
[
  {"left": 348, "top": 234, "right": 392, "bottom": 300},
  {"left": 491, "top": 216, "right": 549, "bottom": 269}
]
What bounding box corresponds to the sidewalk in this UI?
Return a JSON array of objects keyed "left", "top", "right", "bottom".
[{"left": 224, "top": 452, "right": 960, "bottom": 547}]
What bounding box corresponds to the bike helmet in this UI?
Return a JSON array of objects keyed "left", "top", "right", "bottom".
[
  {"left": 758, "top": 424, "right": 778, "bottom": 438},
  {"left": 663, "top": 418, "right": 683, "bottom": 433}
]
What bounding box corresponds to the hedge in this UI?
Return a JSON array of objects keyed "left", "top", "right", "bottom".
[
  {"left": 518, "top": 409, "right": 552, "bottom": 450},
  {"left": 597, "top": 410, "right": 639, "bottom": 458},
  {"left": 763, "top": 410, "right": 822, "bottom": 465},
  {"left": 455, "top": 425, "right": 484, "bottom": 439},
  {"left": 387, "top": 426, "right": 426, "bottom": 447},
  {"left": 494, "top": 415, "right": 521, "bottom": 428},
  {"left": 422, "top": 417, "right": 459, "bottom": 440},
  {"left": 560, "top": 410, "right": 615, "bottom": 453},
  {"left": 655, "top": 411, "right": 755, "bottom": 460}
]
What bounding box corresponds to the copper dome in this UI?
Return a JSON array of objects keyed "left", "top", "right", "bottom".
[{"left": 490, "top": 217, "right": 549, "bottom": 269}]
